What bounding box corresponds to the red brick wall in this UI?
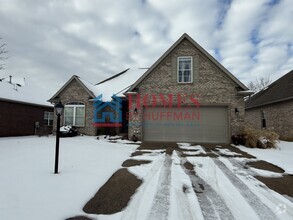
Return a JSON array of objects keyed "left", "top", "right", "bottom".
[{"left": 0, "top": 100, "right": 54, "bottom": 137}]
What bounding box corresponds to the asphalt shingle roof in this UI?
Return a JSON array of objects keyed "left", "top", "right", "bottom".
[{"left": 245, "top": 70, "right": 293, "bottom": 109}]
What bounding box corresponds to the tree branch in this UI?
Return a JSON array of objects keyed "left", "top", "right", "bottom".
[
  {"left": 0, "top": 38, "right": 8, "bottom": 70},
  {"left": 247, "top": 76, "right": 272, "bottom": 92}
]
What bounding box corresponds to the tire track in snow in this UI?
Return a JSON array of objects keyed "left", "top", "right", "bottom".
[
  {"left": 147, "top": 155, "right": 172, "bottom": 220},
  {"left": 212, "top": 158, "right": 277, "bottom": 220},
  {"left": 181, "top": 158, "right": 234, "bottom": 220}
]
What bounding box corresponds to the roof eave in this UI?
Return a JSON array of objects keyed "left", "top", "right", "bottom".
[
  {"left": 0, "top": 97, "right": 53, "bottom": 108},
  {"left": 245, "top": 96, "right": 293, "bottom": 110}
]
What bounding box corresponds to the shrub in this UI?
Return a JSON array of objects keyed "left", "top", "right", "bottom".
[
  {"left": 231, "top": 135, "right": 246, "bottom": 145},
  {"left": 241, "top": 127, "right": 279, "bottom": 148}
]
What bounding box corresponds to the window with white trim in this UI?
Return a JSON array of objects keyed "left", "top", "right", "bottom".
[
  {"left": 44, "top": 111, "right": 53, "bottom": 126},
  {"left": 178, "top": 56, "right": 193, "bottom": 83},
  {"left": 64, "top": 102, "right": 85, "bottom": 127}
]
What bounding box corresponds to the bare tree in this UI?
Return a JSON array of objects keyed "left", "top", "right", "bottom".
[
  {"left": 0, "top": 37, "right": 8, "bottom": 70},
  {"left": 247, "top": 76, "right": 272, "bottom": 92}
]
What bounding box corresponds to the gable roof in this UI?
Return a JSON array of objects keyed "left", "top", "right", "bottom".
[
  {"left": 0, "top": 77, "right": 53, "bottom": 107},
  {"left": 48, "top": 75, "right": 99, "bottom": 102},
  {"left": 128, "top": 33, "right": 248, "bottom": 91},
  {"left": 48, "top": 68, "right": 146, "bottom": 103},
  {"left": 245, "top": 70, "right": 293, "bottom": 109}
]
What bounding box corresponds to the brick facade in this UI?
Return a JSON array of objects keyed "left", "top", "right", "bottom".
[
  {"left": 128, "top": 39, "right": 245, "bottom": 141},
  {"left": 0, "top": 100, "right": 53, "bottom": 137},
  {"left": 245, "top": 100, "right": 293, "bottom": 139},
  {"left": 53, "top": 79, "right": 96, "bottom": 136}
]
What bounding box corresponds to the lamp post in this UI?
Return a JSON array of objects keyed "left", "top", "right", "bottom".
[{"left": 54, "top": 101, "right": 64, "bottom": 174}]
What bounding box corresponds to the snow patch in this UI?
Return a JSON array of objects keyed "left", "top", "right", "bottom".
[
  {"left": 219, "top": 158, "right": 293, "bottom": 219},
  {"left": 214, "top": 148, "right": 242, "bottom": 156},
  {"left": 178, "top": 143, "right": 203, "bottom": 151},
  {"left": 169, "top": 151, "right": 204, "bottom": 220},
  {"left": 0, "top": 136, "right": 136, "bottom": 220},
  {"left": 182, "top": 150, "right": 206, "bottom": 155},
  {"left": 187, "top": 157, "right": 261, "bottom": 219},
  {"left": 250, "top": 167, "right": 283, "bottom": 178},
  {"left": 236, "top": 141, "right": 293, "bottom": 174}
]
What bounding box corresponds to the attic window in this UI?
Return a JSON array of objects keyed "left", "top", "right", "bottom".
[
  {"left": 64, "top": 102, "right": 85, "bottom": 127},
  {"left": 178, "top": 56, "right": 193, "bottom": 83}
]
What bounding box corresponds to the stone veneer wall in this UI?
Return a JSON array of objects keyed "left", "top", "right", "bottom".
[
  {"left": 245, "top": 100, "right": 293, "bottom": 139},
  {"left": 128, "top": 39, "right": 245, "bottom": 142},
  {"left": 53, "top": 79, "right": 96, "bottom": 136}
]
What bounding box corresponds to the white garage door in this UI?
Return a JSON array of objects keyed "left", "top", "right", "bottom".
[{"left": 142, "top": 106, "right": 228, "bottom": 143}]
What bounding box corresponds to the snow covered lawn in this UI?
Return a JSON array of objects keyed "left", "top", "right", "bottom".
[
  {"left": 0, "top": 136, "right": 293, "bottom": 220},
  {"left": 236, "top": 141, "right": 293, "bottom": 174},
  {"left": 0, "top": 136, "right": 137, "bottom": 220}
]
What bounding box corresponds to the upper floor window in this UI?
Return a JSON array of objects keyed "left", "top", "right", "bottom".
[
  {"left": 44, "top": 111, "right": 53, "bottom": 126},
  {"left": 178, "top": 56, "right": 193, "bottom": 83},
  {"left": 64, "top": 102, "right": 85, "bottom": 127}
]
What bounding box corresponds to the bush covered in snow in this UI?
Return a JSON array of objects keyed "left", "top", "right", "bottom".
[{"left": 59, "top": 125, "right": 78, "bottom": 137}]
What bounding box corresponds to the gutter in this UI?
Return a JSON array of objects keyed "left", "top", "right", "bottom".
[
  {"left": 237, "top": 90, "right": 254, "bottom": 96},
  {"left": 0, "top": 98, "right": 54, "bottom": 108}
]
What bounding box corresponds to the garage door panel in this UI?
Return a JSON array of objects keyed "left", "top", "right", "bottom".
[{"left": 143, "top": 106, "right": 228, "bottom": 143}]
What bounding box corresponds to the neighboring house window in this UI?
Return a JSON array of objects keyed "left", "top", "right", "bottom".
[
  {"left": 178, "top": 56, "right": 193, "bottom": 83},
  {"left": 261, "top": 110, "right": 266, "bottom": 128},
  {"left": 44, "top": 111, "right": 54, "bottom": 126},
  {"left": 64, "top": 102, "right": 85, "bottom": 126}
]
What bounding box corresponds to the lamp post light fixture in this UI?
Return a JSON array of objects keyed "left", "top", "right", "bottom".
[{"left": 54, "top": 101, "right": 64, "bottom": 174}]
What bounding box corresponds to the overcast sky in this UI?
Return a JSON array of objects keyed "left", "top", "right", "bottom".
[{"left": 0, "top": 0, "right": 292, "bottom": 98}]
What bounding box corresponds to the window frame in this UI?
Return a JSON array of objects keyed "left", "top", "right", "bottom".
[
  {"left": 260, "top": 110, "right": 266, "bottom": 128},
  {"left": 44, "top": 111, "right": 54, "bottom": 126},
  {"left": 64, "top": 102, "right": 85, "bottom": 127},
  {"left": 177, "top": 56, "right": 193, "bottom": 83}
]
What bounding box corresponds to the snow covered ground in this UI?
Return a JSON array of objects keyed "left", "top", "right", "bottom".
[
  {"left": 0, "top": 136, "right": 292, "bottom": 220},
  {"left": 236, "top": 141, "right": 293, "bottom": 174},
  {"left": 0, "top": 136, "right": 137, "bottom": 220}
]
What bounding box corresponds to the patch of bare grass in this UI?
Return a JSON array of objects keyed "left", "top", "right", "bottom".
[
  {"left": 122, "top": 159, "right": 151, "bottom": 167},
  {"left": 255, "top": 175, "right": 293, "bottom": 197},
  {"left": 83, "top": 168, "right": 142, "bottom": 214},
  {"left": 247, "top": 160, "right": 284, "bottom": 173}
]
